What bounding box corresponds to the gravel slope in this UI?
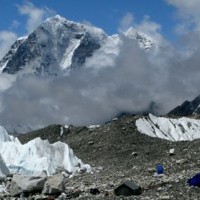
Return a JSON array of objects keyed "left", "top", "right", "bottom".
[{"left": 17, "top": 115, "right": 200, "bottom": 199}]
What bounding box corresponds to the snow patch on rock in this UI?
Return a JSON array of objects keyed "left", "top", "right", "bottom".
[
  {"left": 88, "top": 125, "right": 100, "bottom": 129},
  {"left": 60, "top": 38, "right": 82, "bottom": 69}
]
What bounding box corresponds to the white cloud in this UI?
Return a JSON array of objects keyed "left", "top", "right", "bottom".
[
  {"left": 166, "top": 0, "right": 200, "bottom": 32},
  {"left": 0, "top": 74, "right": 16, "bottom": 92},
  {"left": 82, "top": 20, "right": 93, "bottom": 26},
  {"left": 0, "top": 31, "right": 18, "bottom": 59},
  {"left": 10, "top": 20, "right": 21, "bottom": 29},
  {"left": 1, "top": 2, "right": 200, "bottom": 133},
  {"left": 119, "top": 13, "right": 164, "bottom": 44},
  {"left": 166, "top": 0, "right": 200, "bottom": 15},
  {"left": 135, "top": 16, "right": 163, "bottom": 44},
  {"left": 1, "top": 20, "right": 200, "bottom": 133},
  {"left": 0, "top": 2, "right": 55, "bottom": 59},
  {"left": 17, "top": 1, "right": 56, "bottom": 33},
  {"left": 119, "top": 12, "right": 134, "bottom": 31}
]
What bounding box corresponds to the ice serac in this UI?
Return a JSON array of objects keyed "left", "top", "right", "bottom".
[
  {"left": 136, "top": 114, "right": 200, "bottom": 141},
  {"left": 0, "top": 125, "right": 90, "bottom": 176},
  {"left": 0, "top": 126, "right": 10, "bottom": 177},
  {"left": 0, "top": 154, "right": 10, "bottom": 178},
  {"left": 1, "top": 15, "right": 107, "bottom": 75},
  {"left": 0, "top": 126, "right": 12, "bottom": 142}
]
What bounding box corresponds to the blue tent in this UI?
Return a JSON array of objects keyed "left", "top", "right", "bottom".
[
  {"left": 156, "top": 164, "right": 164, "bottom": 174},
  {"left": 188, "top": 173, "right": 200, "bottom": 187}
]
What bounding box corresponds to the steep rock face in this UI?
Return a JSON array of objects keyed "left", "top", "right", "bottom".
[
  {"left": 168, "top": 95, "right": 200, "bottom": 116},
  {"left": 0, "top": 15, "right": 106, "bottom": 76},
  {"left": 0, "top": 37, "right": 27, "bottom": 73},
  {"left": 0, "top": 16, "right": 155, "bottom": 76}
]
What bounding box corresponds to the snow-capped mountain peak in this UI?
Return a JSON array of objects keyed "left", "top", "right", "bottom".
[
  {"left": 47, "top": 14, "right": 67, "bottom": 23},
  {"left": 44, "top": 15, "right": 106, "bottom": 40},
  {"left": 0, "top": 36, "right": 27, "bottom": 73},
  {"left": 123, "top": 27, "right": 154, "bottom": 50},
  {"left": 0, "top": 15, "right": 155, "bottom": 76},
  {"left": 0, "top": 15, "right": 107, "bottom": 75},
  {"left": 168, "top": 95, "right": 200, "bottom": 116}
]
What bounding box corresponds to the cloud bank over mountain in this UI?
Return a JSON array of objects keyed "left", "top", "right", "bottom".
[{"left": 1, "top": 1, "right": 200, "bottom": 132}]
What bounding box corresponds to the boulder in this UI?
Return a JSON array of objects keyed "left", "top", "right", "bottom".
[
  {"left": 42, "top": 174, "right": 65, "bottom": 195},
  {"left": 131, "top": 152, "right": 138, "bottom": 156},
  {"left": 169, "top": 148, "right": 175, "bottom": 156},
  {"left": 160, "top": 196, "right": 171, "bottom": 200},
  {"left": 10, "top": 174, "right": 47, "bottom": 197},
  {"left": 90, "top": 188, "right": 100, "bottom": 195},
  {"left": 114, "top": 180, "right": 142, "bottom": 196},
  {"left": 176, "top": 159, "right": 187, "bottom": 165}
]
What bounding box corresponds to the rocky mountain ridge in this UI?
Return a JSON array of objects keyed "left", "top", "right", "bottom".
[
  {"left": 168, "top": 95, "right": 200, "bottom": 117},
  {"left": 0, "top": 15, "right": 106, "bottom": 76},
  {"left": 0, "top": 15, "right": 155, "bottom": 76}
]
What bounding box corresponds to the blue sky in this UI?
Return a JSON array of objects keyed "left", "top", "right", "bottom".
[
  {"left": 0, "top": 0, "right": 199, "bottom": 59},
  {"left": 0, "top": 0, "right": 178, "bottom": 39}
]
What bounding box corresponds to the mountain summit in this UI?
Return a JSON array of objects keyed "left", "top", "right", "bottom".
[
  {"left": 168, "top": 95, "right": 200, "bottom": 116},
  {"left": 0, "top": 15, "right": 107, "bottom": 76},
  {"left": 124, "top": 27, "right": 154, "bottom": 50},
  {"left": 0, "top": 15, "right": 155, "bottom": 76}
]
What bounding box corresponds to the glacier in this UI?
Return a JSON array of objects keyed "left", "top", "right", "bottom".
[
  {"left": 136, "top": 114, "right": 200, "bottom": 141},
  {"left": 0, "top": 125, "right": 90, "bottom": 176}
]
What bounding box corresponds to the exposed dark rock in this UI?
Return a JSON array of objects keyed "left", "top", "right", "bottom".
[
  {"left": 0, "top": 16, "right": 105, "bottom": 76},
  {"left": 42, "top": 174, "right": 65, "bottom": 195},
  {"left": 17, "top": 125, "right": 68, "bottom": 144},
  {"left": 168, "top": 95, "right": 200, "bottom": 116},
  {"left": 88, "top": 141, "right": 94, "bottom": 145},
  {"left": 90, "top": 188, "right": 100, "bottom": 195},
  {"left": 169, "top": 148, "right": 175, "bottom": 156},
  {"left": 114, "top": 180, "right": 142, "bottom": 196},
  {"left": 10, "top": 175, "right": 47, "bottom": 197}
]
